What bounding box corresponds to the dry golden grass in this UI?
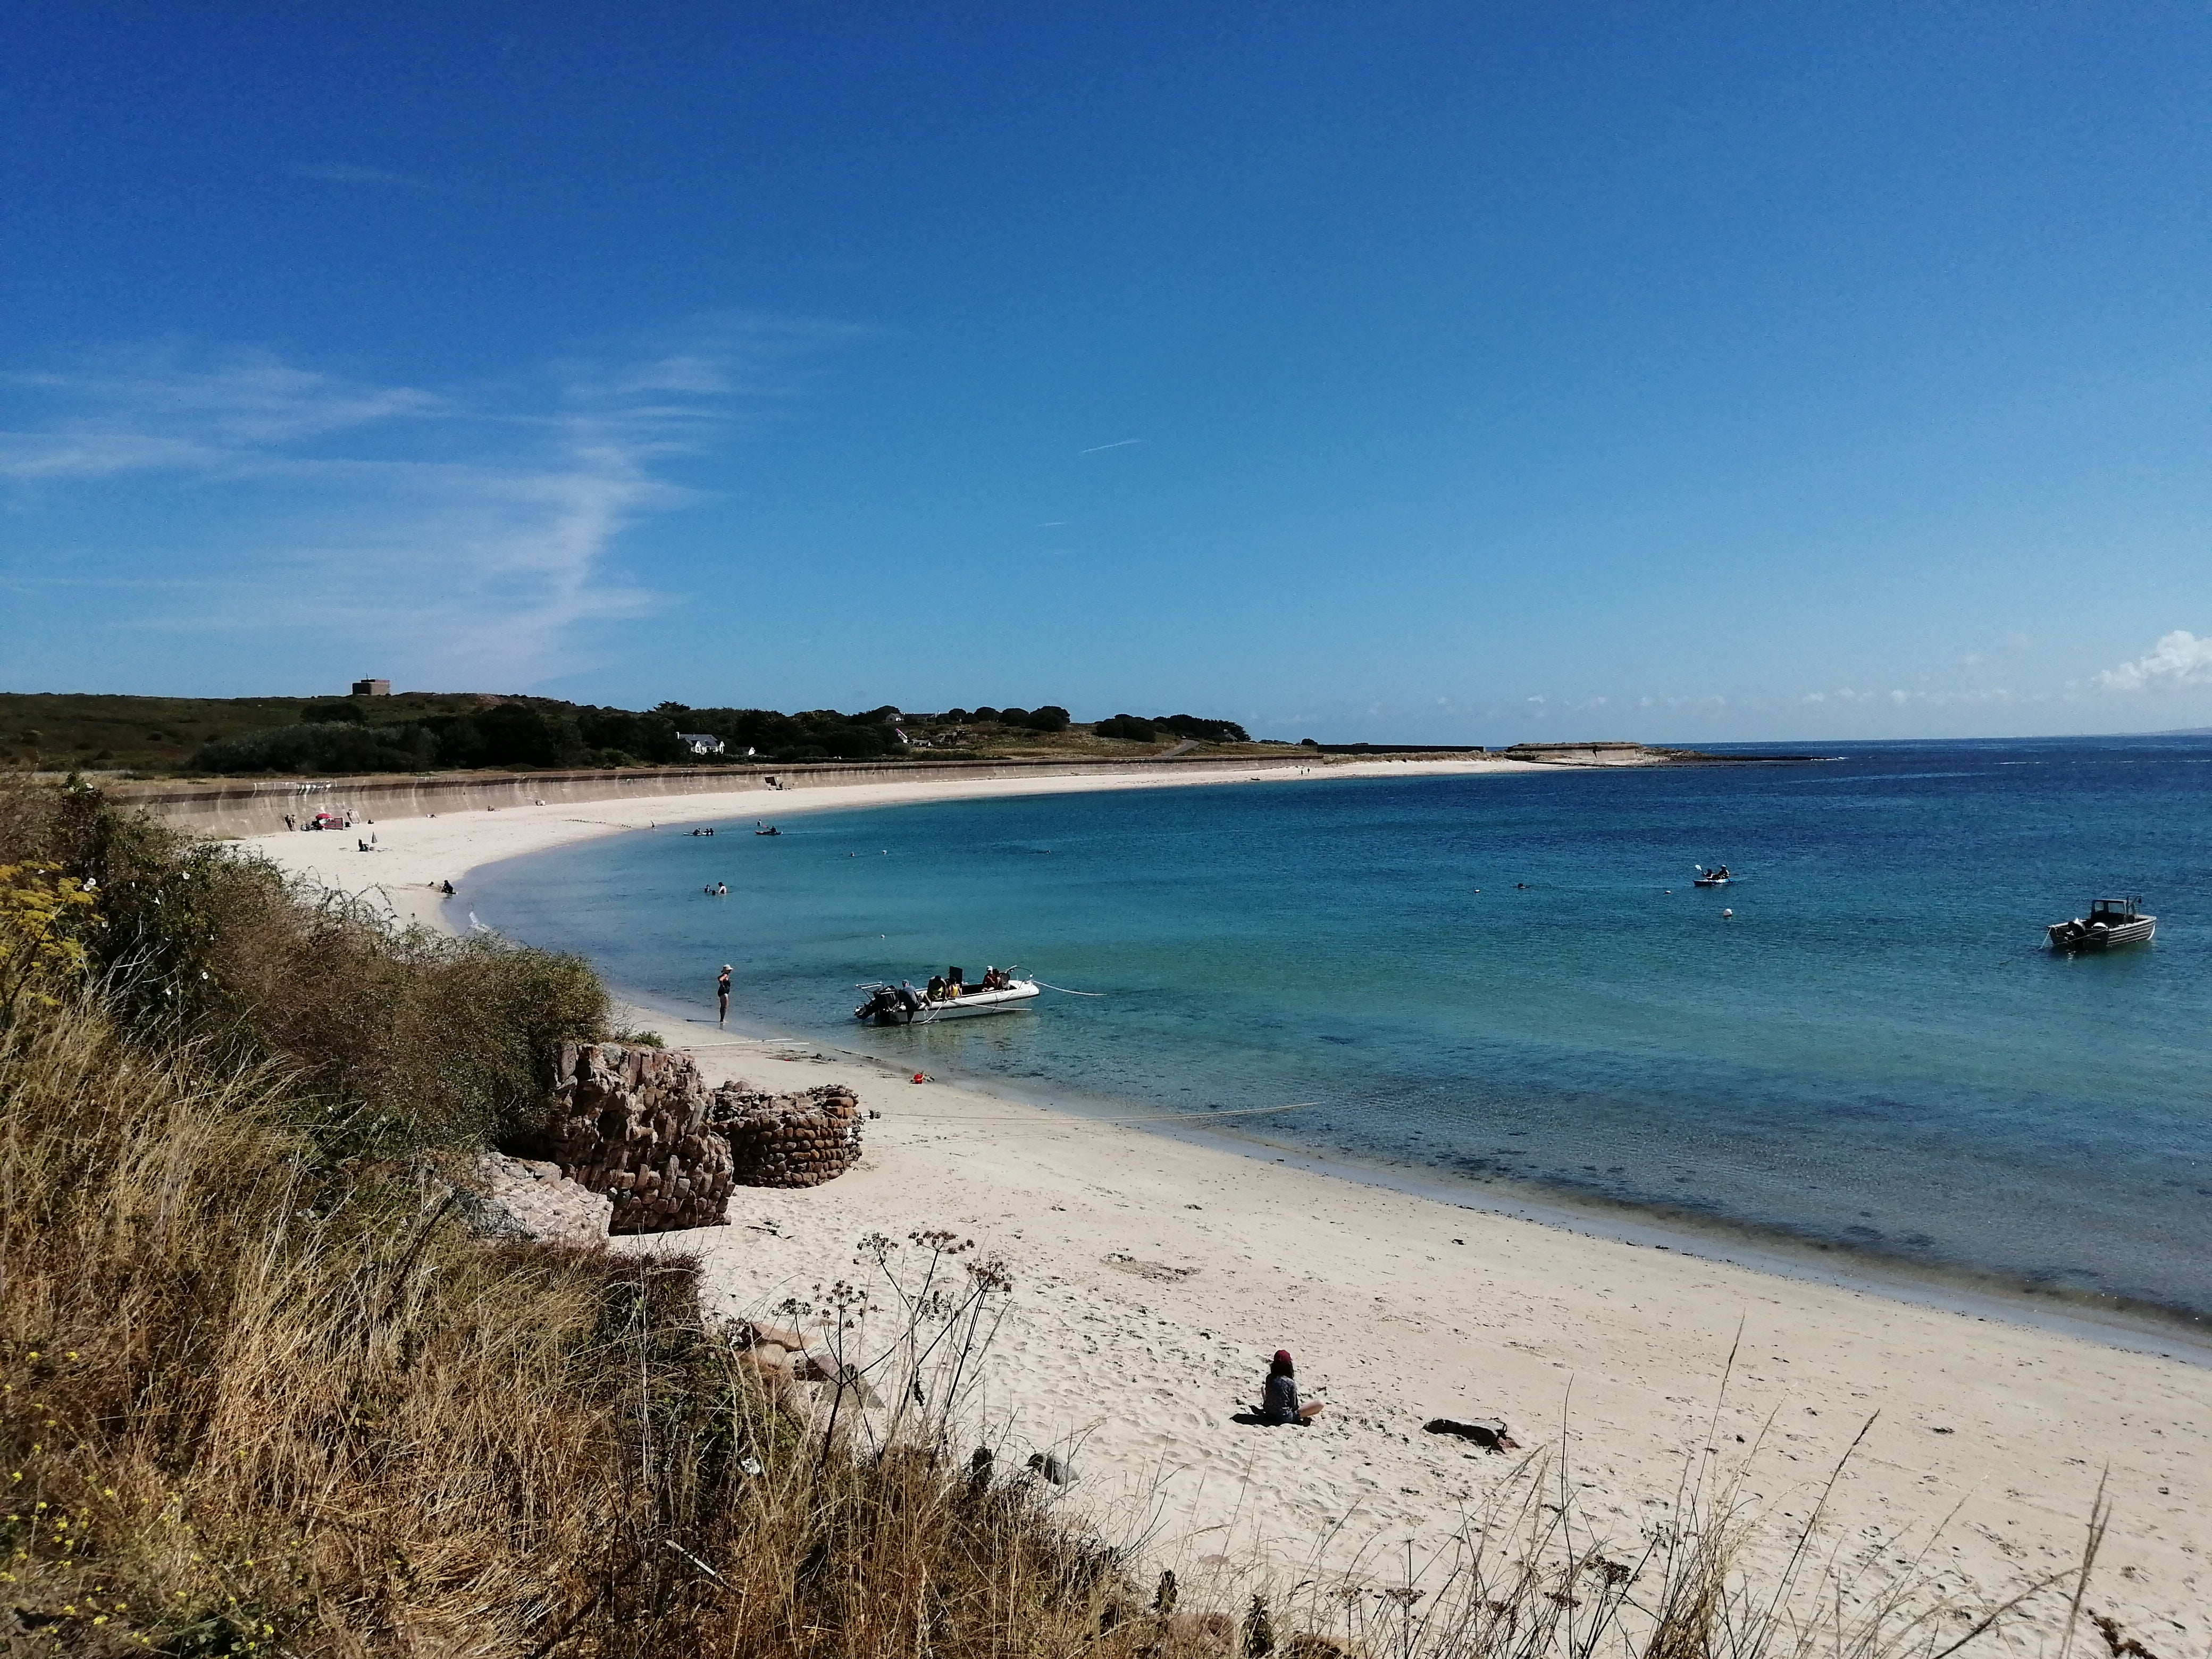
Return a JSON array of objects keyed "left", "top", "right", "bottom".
[{"left": 0, "top": 998, "right": 1137, "bottom": 1656}]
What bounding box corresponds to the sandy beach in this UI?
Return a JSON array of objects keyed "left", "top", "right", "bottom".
[{"left": 244, "top": 761, "right": 2210, "bottom": 1651}]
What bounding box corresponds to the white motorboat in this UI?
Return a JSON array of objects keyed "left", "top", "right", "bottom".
[
  {"left": 1692, "top": 863, "right": 1735, "bottom": 887},
  {"left": 854, "top": 977, "right": 1041, "bottom": 1024},
  {"left": 2047, "top": 896, "right": 2155, "bottom": 952}
]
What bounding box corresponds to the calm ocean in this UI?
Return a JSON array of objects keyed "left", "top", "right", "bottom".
[{"left": 464, "top": 737, "right": 2211, "bottom": 1328}]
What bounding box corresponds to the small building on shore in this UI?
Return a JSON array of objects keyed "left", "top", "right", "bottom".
[
  {"left": 676, "top": 732, "right": 726, "bottom": 756},
  {"left": 351, "top": 677, "right": 392, "bottom": 697}
]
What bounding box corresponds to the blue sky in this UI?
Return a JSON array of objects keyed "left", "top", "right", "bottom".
[{"left": 2, "top": 4, "right": 2207, "bottom": 742}]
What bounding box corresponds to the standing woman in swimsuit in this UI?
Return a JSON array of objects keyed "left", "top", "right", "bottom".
[{"left": 717, "top": 964, "right": 732, "bottom": 1026}]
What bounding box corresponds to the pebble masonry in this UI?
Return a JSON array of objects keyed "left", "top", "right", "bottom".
[{"left": 548, "top": 1042, "right": 863, "bottom": 1233}]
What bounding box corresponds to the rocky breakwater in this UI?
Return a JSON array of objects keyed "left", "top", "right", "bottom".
[
  {"left": 710, "top": 1082, "right": 863, "bottom": 1188},
  {"left": 547, "top": 1043, "right": 865, "bottom": 1233}
]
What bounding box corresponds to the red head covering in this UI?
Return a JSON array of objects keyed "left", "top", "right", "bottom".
[{"left": 1273, "top": 1350, "right": 1293, "bottom": 1364}]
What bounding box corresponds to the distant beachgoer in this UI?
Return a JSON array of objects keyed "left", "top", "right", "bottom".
[
  {"left": 283, "top": 813, "right": 295, "bottom": 831},
  {"left": 1260, "top": 1351, "right": 1323, "bottom": 1426},
  {"left": 716, "top": 882, "right": 728, "bottom": 896},
  {"left": 717, "top": 965, "right": 733, "bottom": 1025}
]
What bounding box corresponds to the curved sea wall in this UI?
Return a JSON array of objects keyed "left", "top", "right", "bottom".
[{"left": 105, "top": 752, "right": 1321, "bottom": 839}]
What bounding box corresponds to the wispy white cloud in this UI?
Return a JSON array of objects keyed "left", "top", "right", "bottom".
[
  {"left": 1077, "top": 438, "right": 1144, "bottom": 455},
  {"left": 2094, "top": 630, "right": 2212, "bottom": 693},
  {"left": 0, "top": 321, "right": 856, "bottom": 685},
  {"left": 0, "top": 351, "right": 447, "bottom": 477}
]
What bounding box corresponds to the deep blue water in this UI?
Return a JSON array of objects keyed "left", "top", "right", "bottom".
[{"left": 465, "top": 737, "right": 2212, "bottom": 1323}]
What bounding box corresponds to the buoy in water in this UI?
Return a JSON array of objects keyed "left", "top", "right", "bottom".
[{"left": 1722, "top": 908, "right": 1734, "bottom": 918}]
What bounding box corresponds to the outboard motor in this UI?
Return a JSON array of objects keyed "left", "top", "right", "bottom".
[{"left": 855, "top": 987, "right": 902, "bottom": 1024}]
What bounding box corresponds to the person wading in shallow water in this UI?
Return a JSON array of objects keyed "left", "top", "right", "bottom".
[{"left": 717, "top": 965, "right": 732, "bottom": 1026}]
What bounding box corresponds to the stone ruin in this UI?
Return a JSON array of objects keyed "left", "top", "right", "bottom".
[
  {"left": 712, "top": 1082, "right": 863, "bottom": 1188},
  {"left": 453, "top": 1152, "right": 614, "bottom": 1246},
  {"left": 546, "top": 1043, "right": 864, "bottom": 1233}
]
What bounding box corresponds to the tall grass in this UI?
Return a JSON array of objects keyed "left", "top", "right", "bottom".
[
  {"left": 0, "top": 784, "right": 1138, "bottom": 1655},
  {"left": 0, "top": 780, "right": 2112, "bottom": 1656}
]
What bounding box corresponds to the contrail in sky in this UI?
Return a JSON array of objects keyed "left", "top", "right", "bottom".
[{"left": 1077, "top": 438, "right": 1145, "bottom": 454}]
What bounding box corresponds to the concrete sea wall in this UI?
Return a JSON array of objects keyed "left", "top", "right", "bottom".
[{"left": 104, "top": 752, "right": 1321, "bottom": 839}]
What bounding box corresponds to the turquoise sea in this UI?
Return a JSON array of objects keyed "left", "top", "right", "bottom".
[{"left": 464, "top": 737, "right": 2212, "bottom": 1330}]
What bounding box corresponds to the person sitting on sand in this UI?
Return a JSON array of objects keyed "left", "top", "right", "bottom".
[{"left": 1260, "top": 1351, "right": 1324, "bottom": 1426}]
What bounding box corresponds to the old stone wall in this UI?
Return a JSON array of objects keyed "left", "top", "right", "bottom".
[
  {"left": 107, "top": 752, "right": 1317, "bottom": 839},
  {"left": 548, "top": 1042, "right": 736, "bottom": 1233},
  {"left": 711, "top": 1082, "right": 863, "bottom": 1189}
]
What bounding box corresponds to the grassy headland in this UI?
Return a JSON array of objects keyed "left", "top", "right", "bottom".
[
  {"left": 0, "top": 692, "right": 1291, "bottom": 778},
  {"left": 0, "top": 781, "right": 1132, "bottom": 1655}
]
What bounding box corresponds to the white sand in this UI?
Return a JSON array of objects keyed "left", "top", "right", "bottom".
[{"left": 243, "top": 763, "right": 2210, "bottom": 1650}]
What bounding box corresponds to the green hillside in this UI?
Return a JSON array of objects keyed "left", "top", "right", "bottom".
[
  {"left": 0, "top": 692, "right": 1286, "bottom": 776},
  {"left": 0, "top": 691, "right": 508, "bottom": 774}
]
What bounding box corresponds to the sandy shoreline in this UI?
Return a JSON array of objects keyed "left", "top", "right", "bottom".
[{"left": 241, "top": 761, "right": 2210, "bottom": 1648}]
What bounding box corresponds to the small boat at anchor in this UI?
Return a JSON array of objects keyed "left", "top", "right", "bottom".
[
  {"left": 755, "top": 822, "right": 781, "bottom": 836},
  {"left": 2047, "top": 896, "right": 2155, "bottom": 952},
  {"left": 854, "top": 975, "right": 1041, "bottom": 1024}
]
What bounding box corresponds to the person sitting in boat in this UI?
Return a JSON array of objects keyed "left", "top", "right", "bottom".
[
  {"left": 981, "top": 966, "right": 1006, "bottom": 991},
  {"left": 1259, "top": 1350, "right": 1324, "bottom": 1426},
  {"left": 944, "top": 966, "right": 966, "bottom": 998},
  {"left": 925, "top": 973, "right": 948, "bottom": 1002}
]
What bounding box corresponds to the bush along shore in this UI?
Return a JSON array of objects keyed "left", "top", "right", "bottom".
[{"left": 0, "top": 778, "right": 2126, "bottom": 1657}]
